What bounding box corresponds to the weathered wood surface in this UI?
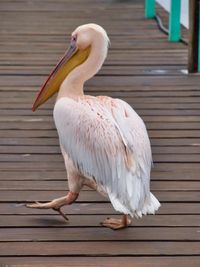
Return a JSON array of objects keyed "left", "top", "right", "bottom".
[{"left": 0, "top": 0, "right": 200, "bottom": 266}]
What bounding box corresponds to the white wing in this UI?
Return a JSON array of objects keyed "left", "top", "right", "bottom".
[{"left": 53, "top": 96, "right": 160, "bottom": 217}]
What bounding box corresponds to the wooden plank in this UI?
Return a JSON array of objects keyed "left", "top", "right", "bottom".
[
  {"left": 1, "top": 256, "right": 200, "bottom": 267},
  {"left": 0, "top": 57, "right": 187, "bottom": 68},
  {"left": 1, "top": 169, "right": 200, "bottom": 181},
  {"left": 1, "top": 145, "right": 200, "bottom": 154},
  {"left": 0, "top": 145, "right": 61, "bottom": 153},
  {"left": 1, "top": 162, "right": 200, "bottom": 171},
  {"left": 3, "top": 75, "right": 200, "bottom": 88},
  {"left": 3, "top": 85, "right": 200, "bottom": 93},
  {"left": 1, "top": 153, "right": 200, "bottom": 163},
  {"left": 0, "top": 214, "right": 199, "bottom": 227},
  {"left": 0, "top": 180, "right": 199, "bottom": 191},
  {"left": 0, "top": 171, "right": 66, "bottom": 180},
  {"left": 2, "top": 109, "right": 200, "bottom": 116},
  {"left": 0, "top": 65, "right": 187, "bottom": 76},
  {"left": 0, "top": 137, "right": 59, "bottom": 146},
  {"left": 3, "top": 89, "right": 200, "bottom": 98},
  {"left": 0, "top": 137, "right": 200, "bottom": 147},
  {"left": 2, "top": 96, "right": 200, "bottom": 104},
  {"left": 0, "top": 202, "right": 199, "bottom": 215},
  {"left": 0, "top": 227, "right": 199, "bottom": 241},
  {"left": 3, "top": 102, "right": 200, "bottom": 110},
  {"left": 0, "top": 190, "right": 198, "bottom": 202},
  {"left": 2, "top": 129, "right": 200, "bottom": 138},
  {"left": 0, "top": 241, "right": 199, "bottom": 256}
]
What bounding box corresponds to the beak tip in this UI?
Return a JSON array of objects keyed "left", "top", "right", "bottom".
[{"left": 32, "top": 103, "right": 37, "bottom": 112}]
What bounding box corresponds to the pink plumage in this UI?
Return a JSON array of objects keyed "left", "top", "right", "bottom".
[{"left": 27, "top": 23, "right": 160, "bottom": 229}]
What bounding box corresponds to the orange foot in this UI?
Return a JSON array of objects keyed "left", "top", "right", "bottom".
[
  {"left": 101, "top": 215, "right": 131, "bottom": 230},
  {"left": 26, "top": 192, "right": 79, "bottom": 222}
]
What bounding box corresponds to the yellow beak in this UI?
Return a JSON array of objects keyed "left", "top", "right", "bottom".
[{"left": 32, "top": 43, "right": 90, "bottom": 111}]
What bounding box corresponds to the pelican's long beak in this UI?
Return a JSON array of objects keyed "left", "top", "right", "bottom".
[{"left": 32, "top": 39, "right": 90, "bottom": 111}]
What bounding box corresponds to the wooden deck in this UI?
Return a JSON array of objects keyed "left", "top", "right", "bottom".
[{"left": 0, "top": 0, "right": 200, "bottom": 266}]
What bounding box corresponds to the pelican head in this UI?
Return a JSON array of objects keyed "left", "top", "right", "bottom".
[{"left": 32, "top": 23, "right": 110, "bottom": 111}]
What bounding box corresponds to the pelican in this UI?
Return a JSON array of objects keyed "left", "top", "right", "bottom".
[{"left": 27, "top": 24, "right": 160, "bottom": 229}]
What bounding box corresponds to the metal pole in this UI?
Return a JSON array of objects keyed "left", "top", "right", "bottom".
[
  {"left": 145, "top": 0, "right": 155, "bottom": 18},
  {"left": 198, "top": 2, "right": 200, "bottom": 71},
  {"left": 169, "top": 0, "right": 181, "bottom": 42},
  {"left": 188, "top": 0, "right": 199, "bottom": 72}
]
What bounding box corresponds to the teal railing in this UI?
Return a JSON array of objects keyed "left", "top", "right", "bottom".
[
  {"left": 145, "top": 0, "right": 200, "bottom": 73},
  {"left": 145, "top": 0, "right": 181, "bottom": 42}
]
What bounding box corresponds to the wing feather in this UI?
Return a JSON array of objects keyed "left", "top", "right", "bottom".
[{"left": 53, "top": 96, "right": 160, "bottom": 217}]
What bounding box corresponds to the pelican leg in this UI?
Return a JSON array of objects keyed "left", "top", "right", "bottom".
[
  {"left": 101, "top": 215, "right": 131, "bottom": 230},
  {"left": 83, "top": 178, "right": 97, "bottom": 190},
  {"left": 26, "top": 191, "right": 79, "bottom": 222}
]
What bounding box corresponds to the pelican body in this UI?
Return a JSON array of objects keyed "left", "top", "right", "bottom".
[{"left": 28, "top": 24, "right": 160, "bottom": 229}]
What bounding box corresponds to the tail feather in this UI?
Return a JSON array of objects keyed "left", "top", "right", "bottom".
[
  {"left": 135, "top": 193, "right": 161, "bottom": 218},
  {"left": 109, "top": 192, "right": 161, "bottom": 219}
]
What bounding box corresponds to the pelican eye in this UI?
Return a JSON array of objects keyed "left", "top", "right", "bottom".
[{"left": 71, "top": 35, "right": 77, "bottom": 42}]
